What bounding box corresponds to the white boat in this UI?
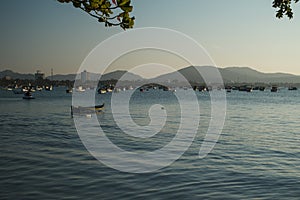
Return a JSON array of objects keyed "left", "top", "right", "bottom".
[
  {"left": 66, "top": 88, "right": 73, "bottom": 93},
  {"left": 45, "top": 85, "right": 53, "bottom": 91},
  {"left": 98, "top": 89, "right": 107, "bottom": 94},
  {"left": 128, "top": 86, "right": 134, "bottom": 90},
  {"left": 76, "top": 86, "right": 85, "bottom": 92},
  {"left": 36, "top": 86, "right": 43, "bottom": 91},
  {"left": 106, "top": 88, "right": 113, "bottom": 93}
]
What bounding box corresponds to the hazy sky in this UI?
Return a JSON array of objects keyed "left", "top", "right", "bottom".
[{"left": 0, "top": 0, "right": 300, "bottom": 76}]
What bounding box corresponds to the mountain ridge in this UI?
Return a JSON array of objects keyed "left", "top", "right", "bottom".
[{"left": 1, "top": 66, "right": 299, "bottom": 83}]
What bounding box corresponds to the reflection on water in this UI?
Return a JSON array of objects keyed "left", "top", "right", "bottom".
[{"left": 1, "top": 88, "right": 300, "bottom": 199}]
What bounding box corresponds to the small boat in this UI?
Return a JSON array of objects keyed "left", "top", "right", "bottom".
[
  {"left": 246, "top": 87, "right": 252, "bottom": 92},
  {"left": 45, "top": 85, "right": 53, "bottom": 91},
  {"left": 106, "top": 88, "right": 113, "bottom": 93},
  {"left": 71, "top": 103, "right": 104, "bottom": 116},
  {"left": 22, "top": 87, "right": 29, "bottom": 92},
  {"left": 197, "top": 86, "right": 208, "bottom": 92},
  {"left": 66, "top": 88, "right": 73, "bottom": 93},
  {"left": 76, "top": 86, "right": 85, "bottom": 92},
  {"left": 23, "top": 91, "right": 35, "bottom": 99},
  {"left": 288, "top": 86, "right": 297, "bottom": 91},
  {"left": 225, "top": 86, "right": 232, "bottom": 93},
  {"left": 239, "top": 86, "right": 253, "bottom": 92},
  {"left": 36, "top": 86, "right": 43, "bottom": 91},
  {"left": 128, "top": 86, "right": 134, "bottom": 90},
  {"left": 271, "top": 86, "right": 278, "bottom": 92},
  {"left": 259, "top": 86, "right": 265, "bottom": 91},
  {"left": 98, "top": 88, "right": 107, "bottom": 94}
]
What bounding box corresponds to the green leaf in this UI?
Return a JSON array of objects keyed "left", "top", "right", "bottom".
[
  {"left": 120, "top": 5, "right": 132, "bottom": 12},
  {"left": 117, "top": 0, "right": 131, "bottom": 6},
  {"left": 72, "top": 1, "right": 81, "bottom": 8}
]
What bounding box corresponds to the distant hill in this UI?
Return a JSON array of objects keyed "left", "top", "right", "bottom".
[
  {"left": 46, "top": 74, "right": 76, "bottom": 81},
  {"left": 47, "top": 70, "right": 143, "bottom": 81},
  {"left": 100, "top": 70, "right": 143, "bottom": 81},
  {"left": 0, "top": 70, "right": 34, "bottom": 80},
  {"left": 153, "top": 66, "right": 300, "bottom": 84},
  {"left": 1, "top": 67, "right": 299, "bottom": 83},
  {"left": 0, "top": 69, "right": 143, "bottom": 81},
  {"left": 221, "top": 67, "right": 300, "bottom": 83}
]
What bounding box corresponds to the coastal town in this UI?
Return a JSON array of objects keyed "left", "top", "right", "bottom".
[{"left": 1, "top": 68, "right": 299, "bottom": 97}]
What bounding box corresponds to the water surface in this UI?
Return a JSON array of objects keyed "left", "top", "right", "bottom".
[{"left": 1, "top": 88, "right": 300, "bottom": 199}]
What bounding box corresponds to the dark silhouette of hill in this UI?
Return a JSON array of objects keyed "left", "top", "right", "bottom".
[
  {"left": 221, "top": 67, "right": 299, "bottom": 83},
  {"left": 0, "top": 69, "right": 143, "bottom": 81},
  {"left": 153, "top": 66, "right": 300, "bottom": 84},
  {"left": 47, "top": 74, "right": 76, "bottom": 81},
  {"left": 0, "top": 70, "right": 34, "bottom": 80},
  {"left": 100, "top": 70, "right": 143, "bottom": 81},
  {"left": 1, "top": 67, "right": 299, "bottom": 83}
]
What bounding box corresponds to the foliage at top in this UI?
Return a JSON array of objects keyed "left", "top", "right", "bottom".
[
  {"left": 57, "top": 0, "right": 299, "bottom": 30},
  {"left": 57, "top": 0, "right": 134, "bottom": 29},
  {"left": 273, "top": 0, "right": 299, "bottom": 19}
]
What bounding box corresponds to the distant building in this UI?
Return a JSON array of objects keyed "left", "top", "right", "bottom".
[
  {"left": 4, "top": 76, "right": 11, "bottom": 80},
  {"left": 81, "top": 70, "right": 89, "bottom": 83},
  {"left": 35, "top": 70, "right": 45, "bottom": 80}
]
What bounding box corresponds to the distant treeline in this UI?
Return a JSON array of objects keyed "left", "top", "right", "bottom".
[
  {"left": 1, "top": 76, "right": 299, "bottom": 89},
  {"left": 0, "top": 77, "right": 74, "bottom": 88},
  {"left": 0, "top": 77, "right": 120, "bottom": 88}
]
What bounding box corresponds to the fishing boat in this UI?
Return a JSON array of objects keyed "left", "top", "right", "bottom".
[{"left": 71, "top": 103, "right": 104, "bottom": 116}]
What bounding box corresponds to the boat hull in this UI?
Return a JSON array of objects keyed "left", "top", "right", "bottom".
[
  {"left": 71, "top": 104, "right": 104, "bottom": 115},
  {"left": 23, "top": 96, "right": 35, "bottom": 99}
]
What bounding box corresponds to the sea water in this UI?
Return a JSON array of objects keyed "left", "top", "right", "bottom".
[{"left": 1, "top": 87, "right": 300, "bottom": 199}]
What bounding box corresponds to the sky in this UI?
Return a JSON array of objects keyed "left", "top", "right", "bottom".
[{"left": 0, "top": 0, "right": 299, "bottom": 76}]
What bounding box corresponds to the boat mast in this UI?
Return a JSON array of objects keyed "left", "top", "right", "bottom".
[{"left": 51, "top": 68, "right": 53, "bottom": 82}]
